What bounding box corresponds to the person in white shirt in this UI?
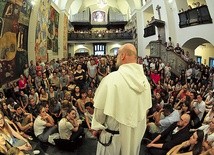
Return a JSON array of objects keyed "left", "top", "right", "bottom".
[
  {"left": 58, "top": 108, "right": 84, "bottom": 141},
  {"left": 34, "top": 105, "right": 57, "bottom": 142},
  {"left": 191, "top": 94, "right": 206, "bottom": 121}
]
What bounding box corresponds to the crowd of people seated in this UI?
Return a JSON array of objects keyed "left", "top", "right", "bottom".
[
  {"left": 140, "top": 56, "right": 214, "bottom": 155},
  {"left": 0, "top": 53, "right": 214, "bottom": 154},
  {"left": 0, "top": 55, "right": 117, "bottom": 154}
]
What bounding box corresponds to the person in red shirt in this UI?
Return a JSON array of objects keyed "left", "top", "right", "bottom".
[
  {"left": 150, "top": 69, "right": 161, "bottom": 85},
  {"left": 18, "top": 74, "right": 27, "bottom": 93}
]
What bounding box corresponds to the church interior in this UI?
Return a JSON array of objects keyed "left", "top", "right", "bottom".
[{"left": 0, "top": 0, "right": 213, "bottom": 155}]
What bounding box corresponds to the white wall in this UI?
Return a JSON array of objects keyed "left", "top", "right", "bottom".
[
  {"left": 106, "top": 43, "right": 122, "bottom": 55},
  {"left": 138, "top": 0, "right": 214, "bottom": 59},
  {"left": 187, "top": 0, "right": 207, "bottom": 7},
  {"left": 73, "top": 44, "right": 93, "bottom": 55},
  {"left": 175, "top": 0, "right": 214, "bottom": 47},
  {"left": 117, "top": 0, "right": 130, "bottom": 15},
  {"left": 70, "top": 43, "right": 123, "bottom": 56},
  {"left": 195, "top": 43, "right": 214, "bottom": 65},
  {"left": 143, "top": 11, "right": 153, "bottom": 26}
]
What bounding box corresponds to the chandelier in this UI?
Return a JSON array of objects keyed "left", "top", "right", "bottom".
[{"left": 97, "top": 0, "right": 107, "bottom": 8}]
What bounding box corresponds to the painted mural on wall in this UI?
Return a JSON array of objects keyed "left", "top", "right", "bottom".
[
  {"left": 35, "top": 0, "right": 51, "bottom": 61},
  {"left": 63, "top": 15, "right": 68, "bottom": 58},
  {"left": 47, "top": 5, "right": 59, "bottom": 55},
  {"left": 0, "top": 0, "right": 32, "bottom": 85}
]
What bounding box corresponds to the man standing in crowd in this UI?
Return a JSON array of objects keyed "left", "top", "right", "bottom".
[{"left": 92, "top": 43, "right": 152, "bottom": 155}]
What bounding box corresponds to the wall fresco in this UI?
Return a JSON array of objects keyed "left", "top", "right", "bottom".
[
  {"left": 47, "top": 5, "right": 59, "bottom": 55},
  {"left": 35, "top": 0, "right": 51, "bottom": 61},
  {"left": 63, "top": 15, "right": 68, "bottom": 57},
  {"left": 0, "top": 0, "right": 32, "bottom": 85}
]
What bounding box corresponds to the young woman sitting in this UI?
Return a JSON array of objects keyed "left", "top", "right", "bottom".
[
  {"left": 167, "top": 130, "right": 204, "bottom": 155},
  {"left": 0, "top": 111, "right": 32, "bottom": 151}
]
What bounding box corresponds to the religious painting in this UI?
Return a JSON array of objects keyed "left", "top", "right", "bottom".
[
  {"left": 92, "top": 11, "right": 105, "bottom": 22},
  {"left": 63, "top": 15, "right": 68, "bottom": 57},
  {"left": 8, "top": 0, "right": 23, "bottom": 6},
  {"left": 18, "top": 0, "right": 32, "bottom": 26},
  {"left": 0, "top": 32, "right": 16, "bottom": 60},
  {"left": 0, "top": 0, "right": 32, "bottom": 85},
  {"left": 17, "top": 24, "right": 28, "bottom": 51},
  {"left": 0, "top": 1, "right": 7, "bottom": 17},
  {"left": 130, "top": 14, "right": 138, "bottom": 50},
  {"left": 35, "top": 0, "right": 51, "bottom": 61},
  {"left": 47, "top": 5, "right": 59, "bottom": 55},
  {"left": 3, "top": 2, "right": 20, "bottom": 20}
]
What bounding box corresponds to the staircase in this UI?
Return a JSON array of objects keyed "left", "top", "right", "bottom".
[{"left": 149, "top": 40, "right": 188, "bottom": 76}]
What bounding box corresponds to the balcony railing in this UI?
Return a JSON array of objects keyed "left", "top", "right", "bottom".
[
  {"left": 68, "top": 31, "right": 133, "bottom": 41},
  {"left": 178, "top": 5, "right": 212, "bottom": 28},
  {"left": 150, "top": 40, "right": 188, "bottom": 76}
]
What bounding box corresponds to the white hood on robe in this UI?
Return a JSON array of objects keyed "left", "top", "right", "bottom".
[
  {"left": 118, "top": 63, "right": 147, "bottom": 93},
  {"left": 92, "top": 63, "right": 152, "bottom": 128}
]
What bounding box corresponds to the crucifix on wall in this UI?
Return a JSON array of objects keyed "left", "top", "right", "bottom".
[{"left": 156, "top": 5, "right": 161, "bottom": 20}]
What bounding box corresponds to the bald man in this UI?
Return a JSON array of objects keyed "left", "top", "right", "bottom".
[
  {"left": 91, "top": 43, "right": 152, "bottom": 155},
  {"left": 146, "top": 114, "right": 191, "bottom": 155}
]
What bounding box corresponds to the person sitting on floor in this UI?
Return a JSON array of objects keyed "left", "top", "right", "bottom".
[
  {"left": 0, "top": 111, "right": 32, "bottom": 151},
  {"left": 33, "top": 105, "right": 58, "bottom": 142},
  {"left": 166, "top": 130, "right": 204, "bottom": 155},
  {"left": 147, "top": 104, "right": 180, "bottom": 134},
  {"left": 58, "top": 107, "right": 84, "bottom": 141},
  {"left": 84, "top": 102, "right": 95, "bottom": 138},
  {"left": 145, "top": 114, "right": 191, "bottom": 155},
  {"left": 13, "top": 104, "right": 33, "bottom": 135}
]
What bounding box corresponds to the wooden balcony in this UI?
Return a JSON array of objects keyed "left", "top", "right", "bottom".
[
  {"left": 68, "top": 31, "right": 133, "bottom": 41},
  {"left": 178, "top": 5, "right": 212, "bottom": 28}
]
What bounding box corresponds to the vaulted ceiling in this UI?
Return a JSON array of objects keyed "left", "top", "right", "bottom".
[{"left": 53, "top": 0, "right": 142, "bottom": 19}]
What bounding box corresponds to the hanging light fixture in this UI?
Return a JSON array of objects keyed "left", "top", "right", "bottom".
[{"left": 97, "top": 0, "right": 107, "bottom": 8}]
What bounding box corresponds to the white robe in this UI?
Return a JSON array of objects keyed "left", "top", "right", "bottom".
[{"left": 92, "top": 63, "right": 152, "bottom": 155}]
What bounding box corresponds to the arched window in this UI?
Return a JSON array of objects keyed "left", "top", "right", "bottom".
[{"left": 110, "top": 47, "right": 119, "bottom": 55}]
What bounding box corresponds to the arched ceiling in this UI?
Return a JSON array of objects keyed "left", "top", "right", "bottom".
[{"left": 53, "top": 0, "right": 142, "bottom": 19}]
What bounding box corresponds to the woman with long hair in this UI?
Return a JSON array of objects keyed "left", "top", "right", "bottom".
[
  {"left": 39, "top": 88, "right": 49, "bottom": 102},
  {"left": 167, "top": 130, "right": 204, "bottom": 155},
  {"left": 74, "top": 64, "right": 86, "bottom": 90},
  {"left": 0, "top": 111, "right": 31, "bottom": 151},
  {"left": 0, "top": 133, "right": 12, "bottom": 154}
]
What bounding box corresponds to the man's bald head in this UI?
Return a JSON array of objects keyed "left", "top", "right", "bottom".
[
  {"left": 177, "top": 113, "right": 190, "bottom": 128},
  {"left": 119, "top": 43, "right": 137, "bottom": 56},
  {"left": 182, "top": 113, "right": 191, "bottom": 124},
  {"left": 116, "top": 43, "right": 137, "bottom": 67}
]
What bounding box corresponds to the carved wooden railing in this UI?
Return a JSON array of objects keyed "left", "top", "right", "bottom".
[
  {"left": 178, "top": 5, "right": 212, "bottom": 28},
  {"left": 150, "top": 40, "right": 188, "bottom": 76}
]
